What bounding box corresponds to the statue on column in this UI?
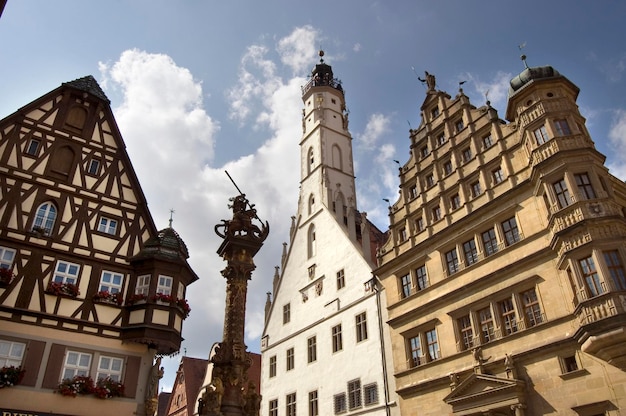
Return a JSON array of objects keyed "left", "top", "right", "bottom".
[{"left": 145, "top": 356, "right": 164, "bottom": 415}]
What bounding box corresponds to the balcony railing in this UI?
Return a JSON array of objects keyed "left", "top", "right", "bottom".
[
  {"left": 530, "top": 134, "right": 594, "bottom": 167},
  {"left": 301, "top": 77, "right": 344, "bottom": 96},
  {"left": 574, "top": 290, "right": 625, "bottom": 326}
]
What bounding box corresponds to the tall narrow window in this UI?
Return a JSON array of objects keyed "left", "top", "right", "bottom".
[
  {"left": 443, "top": 160, "right": 453, "bottom": 175},
  {"left": 53, "top": 260, "right": 80, "bottom": 284},
  {"left": 157, "top": 275, "right": 173, "bottom": 295},
  {"left": 308, "top": 148, "right": 315, "bottom": 173},
  {"left": 415, "top": 265, "right": 428, "bottom": 290},
  {"left": 269, "top": 355, "right": 276, "bottom": 378},
  {"left": 62, "top": 351, "right": 92, "bottom": 380},
  {"left": 455, "top": 119, "right": 465, "bottom": 132},
  {"left": 308, "top": 194, "right": 315, "bottom": 215},
  {"left": 336, "top": 269, "right": 345, "bottom": 290},
  {"left": 87, "top": 159, "right": 100, "bottom": 175},
  {"left": 458, "top": 315, "right": 473, "bottom": 350},
  {"left": 482, "top": 228, "right": 498, "bottom": 256},
  {"left": 432, "top": 205, "right": 442, "bottom": 221},
  {"left": 426, "top": 329, "right": 440, "bottom": 360},
  {"left": 445, "top": 248, "right": 459, "bottom": 275},
  {"left": 492, "top": 166, "right": 505, "bottom": 184},
  {"left": 426, "top": 173, "right": 435, "bottom": 188},
  {"left": 470, "top": 181, "right": 482, "bottom": 198},
  {"left": 463, "top": 239, "right": 478, "bottom": 266},
  {"left": 307, "top": 336, "right": 317, "bottom": 363},
  {"left": 332, "top": 324, "right": 343, "bottom": 352},
  {"left": 348, "top": 379, "right": 362, "bottom": 409},
  {"left": 450, "top": 193, "right": 461, "bottom": 210},
  {"left": 478, "top": 307, "right": 494, "bottom": 343},
  {"left": 604, "top": 250, "right": 626, "bottom": 290},
  {"left": 553, "top": 178, "right": 571, "bottom": 208},
  {"left": 363, "top": 383, "right": 378, "bottom": 405},
  {"left": 575, "top": 173, "right": 596, "bottom": 200},
  {"left": 533, "top": 125, "right": 549, "bottom": 145},
  {"left": 308, "top": 224, "right": 316, "bottom": 258},
  {"left": 579, "top": 256, "right": 604, "bottom": 297},
  {"left": 483, "top": 134, "right": 493, "bottom": 148},
  {"left": 399, "top": 273, "right": 411, "bottom": 298},
  {"left": 33, "top": 202, "right": 57, "bottom": 234},
  {"left": 409, "top": 335, "right": 422, "bottom": 367},
  {"left": 309, "top": 390, "right": 319, "bottom": 416},
  {"left": 462, "top": 147, "right": 472, "bottom": 163},
  {"left": 136, "top": 275, "right": 150, "bottom": 295},
  {"left": 283, "top": 303, "right": 291, "bottom": 324},
  {"left": 26, "top": 138, "right": 40, "bottom": 156},
  {"left": 521, "top": 288, "right": 543, "bottom": 327},
  {"left": 554, "top": 119, "right": 571, "bottom": 136},
  {"left": 286, "top": 347, "right": 295, "bottom": 371},
  {"left": 502, "top": 217, "right": 520, "bottom": 246},
  {"left": 416, "top": 217, "right": 424, "bottom": 232},
  {"left": 499, "top": 298, "right": 518, "bottom": 335},
  {"left": 286, "top": 393, "right": 296, "bottom": 416},
  {"left": 269, "top": 399, "right": 278, "bottom": 416},
  {"left": 355, "top": 312, "right": 368, "bottom": 342},
  {"left": 334, "top": 393, "right": 347, "bottom": 414}
]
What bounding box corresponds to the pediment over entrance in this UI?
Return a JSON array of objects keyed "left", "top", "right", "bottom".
[{"left": 444, "top": 373, "right": 526, "bottom": 415}]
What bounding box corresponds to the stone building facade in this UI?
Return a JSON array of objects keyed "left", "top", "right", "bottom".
[{"left": 376, "top": 65, "right": 626, "bottom": 415}]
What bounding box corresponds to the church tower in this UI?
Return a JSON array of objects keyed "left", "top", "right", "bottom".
[{"left": 260, "top": 52, "right": 397, "bottom": 416}]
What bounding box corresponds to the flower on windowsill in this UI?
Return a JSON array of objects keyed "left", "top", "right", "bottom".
[
  {"left": 93, "top": 290, "right": 123, "bottom": 306},
  {"left": 46, "top": 281, "right": 80, "bottom": 298},
  {"left": 56, "top": 375, "right": 95, "bottom": 397},
  {"left": 93, "top": 377, "right": 125, "bottom": 399},
  {"left": 176, "top": 297, "right": 191, "bottom": 318},
  {"left": 0, "top": 268, "right": 14, "bottom": 285},
  {"left": 151, "top": 293, "right": 174, "bottom": 303},
  {"left": 125, "top": 293, "right": 147, "bottom": 306},
  {"left": 0, "top": 366, "right": 25, "bottom": 388}
]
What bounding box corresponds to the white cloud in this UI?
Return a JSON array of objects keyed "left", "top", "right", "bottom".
[
  {"left": 358, "top": 113, "right": 391, "bottom": 150},
  {"left": 277, "top": 25, "right": 318, "bottom": 75},
  {"left": 353, "top": 43, "right": 362, "bottom": 52},
  {"left": 607, "top": 109, "right": 626, "bottom": 180},
  {"left": 461, "top": 71, "right": 512, "bottom": 112}
]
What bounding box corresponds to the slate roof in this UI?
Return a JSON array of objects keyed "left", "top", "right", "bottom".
[
  {"left": 133, "top": 227, "right": 191, "bottom": 261},
  {"left": 62, "top": 75, "right": 110, "bottom": 103}
]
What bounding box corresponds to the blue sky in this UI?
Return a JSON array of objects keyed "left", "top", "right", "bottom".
[{"left": 2, "top": 1, "right": 626, "bottom": 392}]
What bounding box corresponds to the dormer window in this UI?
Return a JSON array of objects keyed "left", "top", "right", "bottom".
[
  {"left": 431, "top": 106, "right": 440, "bottom": 118},
  {"left": 455, "top": 119, "right": 464, "bottom": 133},
  {"left": 437, "top": 133, "right": 446, "bottom": 147}
]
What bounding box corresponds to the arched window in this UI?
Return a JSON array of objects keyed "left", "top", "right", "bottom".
[
  {"left": 332, "top": 144, "right": 343, "bottom": 170},
  {"left": 32, "top": 202, "right": 57, "bottom": 234},
  {"left": 308, "top": 194, "right": 315, "bottom": 215},
  {"left": 308, "top": 224, "right": 316, "bottom": 258},
  {"left": 308, "top": 147, "right": 315, "bottom": 174}
]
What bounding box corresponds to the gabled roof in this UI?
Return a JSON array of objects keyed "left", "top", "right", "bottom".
[{"left": 444, "top": 372, "right": 525, "bottom": 415}]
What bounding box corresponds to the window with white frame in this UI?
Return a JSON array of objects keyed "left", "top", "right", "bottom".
[
  {"left": 499, "top": 298, "right": 518, "bottom": 335},
  {"left": 62, "top": 350, "right": 92, "bottom": 380},
  {"left": 458, "top": 315, "right": 473, "bottom": 350},
  {"left": 455, "top": 119, "right": 465, "bottom": 132},
  {"left": 426, "top": 173, "right": 435, "bottom": 188},
  {"left": 0, "top": 246, "right": 16, "bottom": 270},
  {"left": 492, "top": 166, "right": 505, "bottom": 184},
  {"left": 26, "top": 138, "right": 40, "bottom": 156},
  {"left": 462, "top": 147, "right": 473, "bottom": 163},
  {"left": 99, "top": 271, "right": 124, "bottom": 294},
  {"left": 443, "top": 160, "right": 453, "bottom": 176},
  {"left": 450, "top": 193, "right": 461, "bottom": 210},
  {"left": 407, "top": 327, "right": 439, "bottom": 367},
  {"left": 482, "top": 134, "right": 494, "bottom": 149},
  {"left": 334, "top": 393, "right": 347, "bottom": 414},
  {"left": 482, "top": 227, "right": 498, "bottom": 258},
  {"left": 463, "top": 238, "right": 478, "bottom": 266},
  {"left": 445, "top": 248, "right": 459, "bottom": 275},
  {"left": 98, "top": 217, "right": 118, "bottom": 235},
  {"left": 416, "top": 217, "right": 424, "bottom": 232},
  {"left": 501, "top": 217, "right": 520, "bottom": 246},
  {"left": 470, "top": 180, "right": 482, "bottom": 198},
  {"left": 436, "top": 133, "right": 446, "bottom": 147},
  {"left": 363, "top": 383, "right": 378, "bottom": 405},
  {"left": 579, "top": 256, "right": 604, "bottom": 298},
  {"left": 157, "top": 275, "right": 173, "bottom": 295},
  {"left": 521, "top": 288, "right": 543, "bottom": 327},
  {"left": 136, "top": 274, "right": 150, "bottom": 295},
  {"left": 432, "top": 205, "right": 442, "bottom": 221},
  {"left": 355, "top": 312, "right": 368, "bottom": 342},
  {"left": 32, "top": 202, "right": 57, "bottom": 234},
  {"left": 0, "top": 339, "right": 26, "bottom": 367},
  {"left": 53, "top": 260, "right": 80, "bottom": 284},
  {"left": 348, "top": 379, "right": 362, "bottom": 409},
  {"left": 398, "top": 227, "right": 407, "bottom": 242},
  {"left": 420, "top": 145, "right": 429, "bottom": 158},
  {"left": 478, "top": 306, "right": 495, "bottom": 343},
  {"left": 87, "top": 159, "right": 100, "bottom": 175},
  {"left": 97, "top": 355, "right": 124, "bottom": 381},
  {"left": 409, "top": 184, "right": 418, "bottom": 199}
]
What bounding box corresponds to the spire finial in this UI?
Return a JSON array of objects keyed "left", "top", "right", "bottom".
[
  {"left": 169, "top": 209, "right": 175, "bottom": 228},
  {"left": 319, "top": 49, "right": 324, "bottom": 63},
  {"left": 518, "top": 42, "right": 529, "bottom": 69}
]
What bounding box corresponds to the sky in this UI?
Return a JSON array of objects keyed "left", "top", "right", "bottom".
[{"left": 2, "top": 1, "right": 626, "bottom": 393}]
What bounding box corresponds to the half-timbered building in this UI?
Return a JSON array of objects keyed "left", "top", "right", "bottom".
[{"left": 0, "top": 76, "right": 198, "bottom": 415}]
